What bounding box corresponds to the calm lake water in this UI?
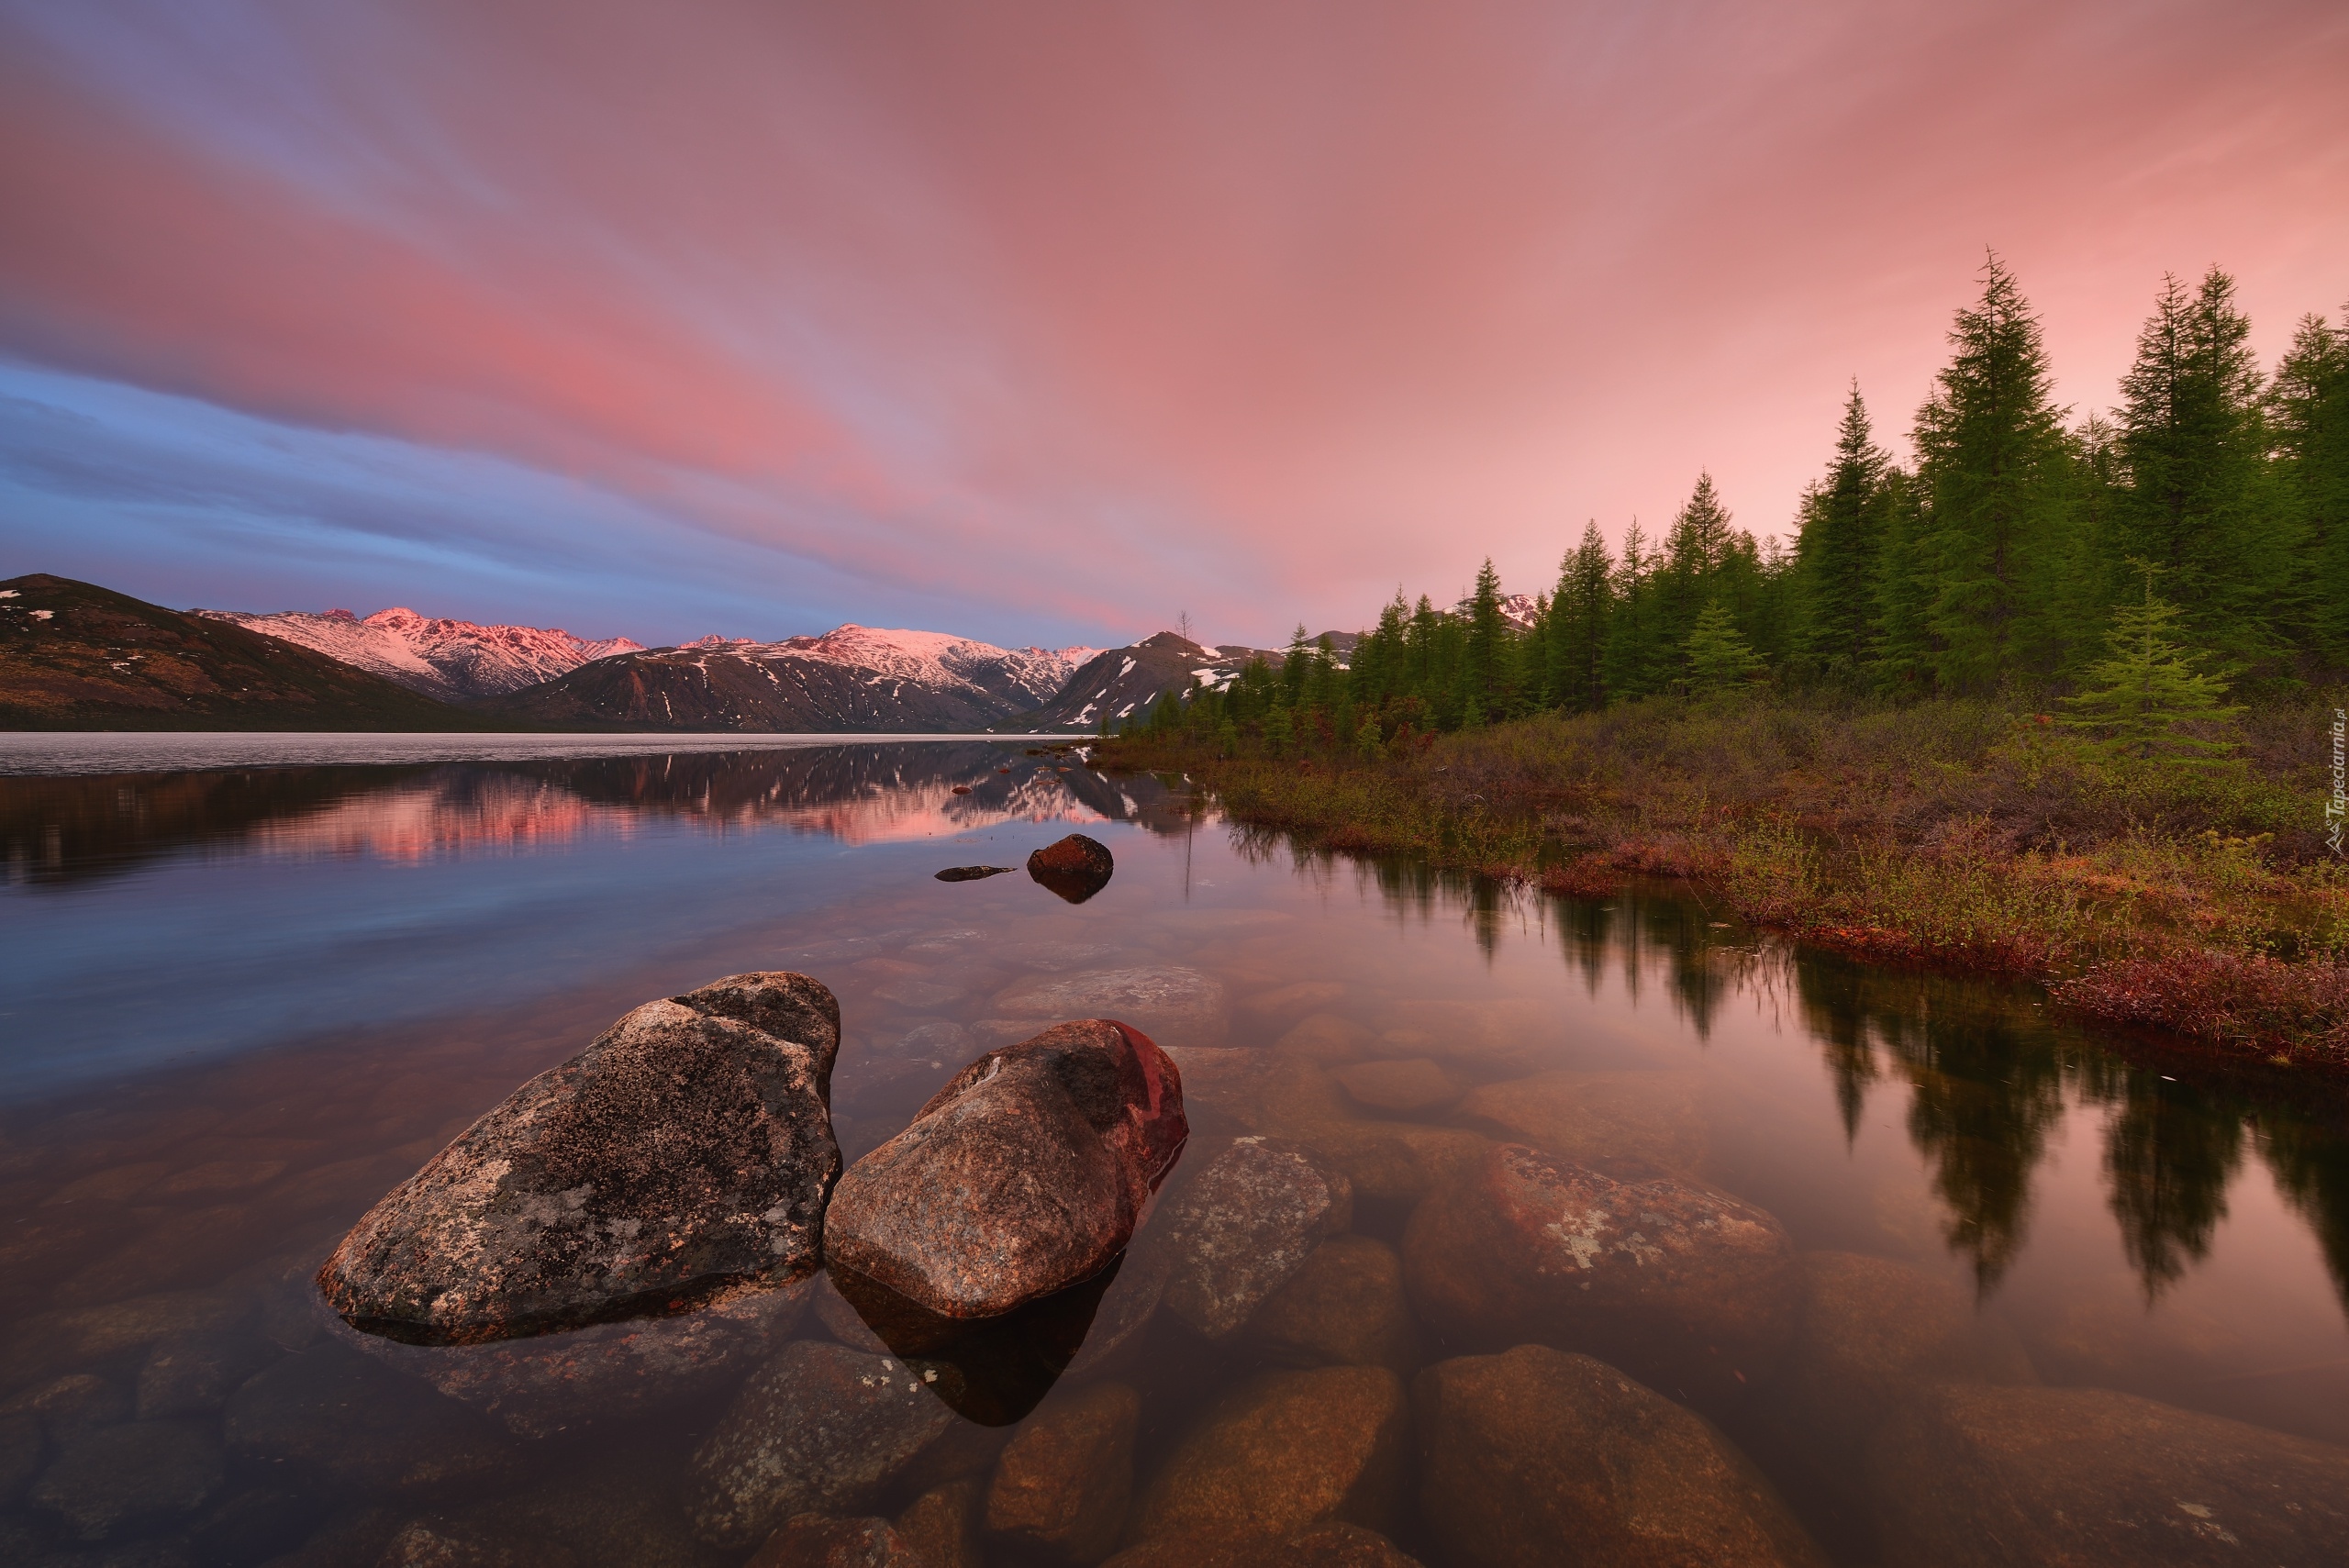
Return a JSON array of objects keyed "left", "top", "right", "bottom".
[{"left": 2, "top": 738, "right": 2345, "bottom": 1565}]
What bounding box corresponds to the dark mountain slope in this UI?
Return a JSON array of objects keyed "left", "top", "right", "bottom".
[
  {"left": 0, "top": 574, "right": 484, "bottom": 731},
  {"left": 477, "top": 643, "right": 1026, "bottom": 732},
  {"left": 1020, "top": 633, "right": 1252, "bottom": 730}
]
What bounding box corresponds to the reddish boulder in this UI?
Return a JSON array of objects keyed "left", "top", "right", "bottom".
[
  {"left": 1403, "top": 1144, "right": 1797, "bottom": 1405},
  {"left": 1027, "top": 835, "right": 1115, "bottom": 902},
  {"left": 826, "top": 1021, "right": 1186, "bottom": 1319},
  {"left": 320, "top": 973, "right": 841, "bottom": 1345}
]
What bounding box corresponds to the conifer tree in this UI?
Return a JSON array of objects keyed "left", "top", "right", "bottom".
[
  {"left": 1684, "top": 602, "right": 1767, "bottom": 695},
  {"left": 1545, "top": 522, "right": 1613, "bottom": 710},
  {"left": 2060, "top": 563, "right": 2243, "bottom": 765},
  {"left": 1659, "top": 473, "right": 1737, "bottom": 660},
  {"left": 1602, "top": 520, "right": 1666, "bottom": 700},
  {"left": 1867, "top": 468, "right": 1935, "bottom": 695},
  {"left": 2112, "top": 268, "right": 2283, "bottom": 663},
  {"left": 1913, "top": 253, "right": 2071, "bottom": 691},
  {"left": 1796, "top": 383, "right": 1891, "bottom": 681},
  {"left": 2271, "top": 309, "right": 2349, "bottom": 661},
  {"left": 1460, "top": 559, "right": 1508, "bottom": 714}
]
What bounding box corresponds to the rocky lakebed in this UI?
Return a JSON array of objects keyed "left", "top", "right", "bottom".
[{"left": 6, "top": 772, "right": 2349, "bottom": 1568}]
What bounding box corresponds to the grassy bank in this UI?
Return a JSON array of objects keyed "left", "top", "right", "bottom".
[{"left": 1098, "top": 695, "right": 2349, "bottom": 1070}]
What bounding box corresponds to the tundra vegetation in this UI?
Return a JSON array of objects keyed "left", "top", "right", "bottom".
[{"left": 1104, "top": 256, "right": 2349, "bottom": 1067}]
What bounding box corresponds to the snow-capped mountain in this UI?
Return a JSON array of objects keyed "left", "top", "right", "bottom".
[
  {"left": 197, "top": 606, "right": 643, "bottom": 702},
  {"left": 483, "top": 625, "right": 1106, "bottom": 732}
]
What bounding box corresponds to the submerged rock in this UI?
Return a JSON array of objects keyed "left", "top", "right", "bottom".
[
  {"left": 746, "top": 1513, "right": 927, "bottom": 1566},
  {"left": 994, "top": 968, "right": 1230, "bottom": 1049},
  {"left": 686, "top": 1340, "right": 956, "bottom": 1550},
  {"left": 1867, "top": 1383, "right": 2349, "bottom": 1565},
  {"left": 1157, "top": 1138, "right": 1353, "bottom": 1340},
  {"left": 1779, "top": 1251, "right": 2035, "bottom": 1471},
  {"left": 319, "top": 973, "right": 842, "bottom": 1345},
  {"left": 1130, "top": 1364, "right": 1408, "bottom": 1544},
  {"left": 223, "top": 1342, "right": 522, "bottom": 1494},
  {"left": 358, "top": 1277, "right": 810, "bottom": 1437},
  {"left": 1451, "top": 1070, "right": 1709, "bottom": 1174},
  {"left": 30, "top": 1419, "right": 226, "bottom": 1541},
  {"left": 1102, "top": 1522, "right": 1422, "bottom": 1567},
  {"left": 1242, "top": 1236, "right": 1416, "bottom": 1371},
  {"left": 935, "top": 866, "right": 1015, "bottom": 883},
  {"left": 894, "top": 1479, "right": 983, "bottom": 1568},
  {"left": 1403, "top": 1144, "right": 1797, "bottom": 1405},
  {"left": 1415, "top": 1345, "right": 1827, "bottom": 1568},
  {"left": 983, "top": 1381, "right": 1141, "bottom": 1562},
  {"left": 825, "top": 1020, "right": 1186, "bottom": 1320},
  {"left": 1331, "top": 1059, "right": 1464, "bottom": 1115},
  {"left": 1027, "top": 835, "right": 1116, "bottom": 903}
]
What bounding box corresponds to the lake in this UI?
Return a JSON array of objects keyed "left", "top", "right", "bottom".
[{"left": 3, "top": 736, "right": 2345, "bottom": 1565}]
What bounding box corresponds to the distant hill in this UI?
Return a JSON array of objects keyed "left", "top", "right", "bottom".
[
  {"left": 199, "top": 606, "right": 644, "bottom": 701},
  {"left": 477, "top": 625, "right": 1101, "bottom": 732},
  {"left": 1021, "top": 632, "right": 1280, "bottom": 730},
  {"left": 0, "top": 574, "right": 484, "bottom": 731}
]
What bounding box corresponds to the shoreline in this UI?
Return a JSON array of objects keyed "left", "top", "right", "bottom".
[{"left": 1098, "top": 700, "right": 2349, "bottom": 1077}]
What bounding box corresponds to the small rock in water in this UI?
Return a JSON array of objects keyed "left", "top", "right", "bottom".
[
  {"left": 1416, "top": 1345, "right": 1828, "bottom": 1568},
  {"left": 825, "top": 1020, "right": 1186, "bottom": 1319},
  {"left": 951, "top": 784, "right": 974, "bottom": 795},
  {"left": 687, "top": 1340, "right": 956, "bottom": 1550},
  {"left": 30, "top": 1420, "right": 226, "bottom": 1541},
  {"left": 747, "top": 1513, "right": 927, "bottom": 1566},
  {"left": 1156, "top": 1138, "right": 1353, "bottom": 1340},
  {"left": 1866, "top": 1383, "right": 2349, "bottom": 1565},
  {"left": 1403, "top": 1144, "right": 1798, "bottom": 1406},
  {"left": 1130, "top": 1364, "right": 1408, "bottom": 1543},
  {"left": 1026, "top": 834, "right": 1115, "bottom": 903},
  {"left": 318, "top": 973, "right": 841, "bottom": 1345},
  {"left": 983, "top": 1381, "right": 1141, "bottom": 1562},
  {"left": 935, "top": 866, "right": 1015, "bottom": 882},
  {"left": 1242, "top": 1236, "right": 1417, "bottom": 1371}
]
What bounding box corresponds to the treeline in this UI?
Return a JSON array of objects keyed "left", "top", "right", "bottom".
[{"left": 1131, "top": 255, "right": 2349, "bottom": 749}]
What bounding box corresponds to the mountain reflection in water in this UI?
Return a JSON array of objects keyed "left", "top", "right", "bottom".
[{"left": 0, "top": 740, "right": 2344, "bottom": 1564}]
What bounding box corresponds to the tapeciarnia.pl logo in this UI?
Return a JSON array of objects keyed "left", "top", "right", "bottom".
[{"left": 2328, "top": 706, "right": 2346, "bottom": 857}]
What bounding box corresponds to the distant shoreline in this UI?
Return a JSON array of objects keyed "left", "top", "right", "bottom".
[{"left": 0, "top": 730, "right": 1090, "bottom": 776}]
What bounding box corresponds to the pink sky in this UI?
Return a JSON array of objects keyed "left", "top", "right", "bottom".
[{"left": 2, "top": 1, "right": 2344, "bottom": 648}]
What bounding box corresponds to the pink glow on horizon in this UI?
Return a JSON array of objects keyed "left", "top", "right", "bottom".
[{"left": 2, "top": 2, "right": 2344, "bottom": 644}]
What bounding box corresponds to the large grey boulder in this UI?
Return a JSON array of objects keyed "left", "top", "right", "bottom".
[{"left": 319, "top": 973, "right": 841, "bottom": 1345}]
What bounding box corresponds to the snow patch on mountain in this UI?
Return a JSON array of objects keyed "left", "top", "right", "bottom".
[{"left": 198, "top": 606, "right": 645, "bottom": 701}]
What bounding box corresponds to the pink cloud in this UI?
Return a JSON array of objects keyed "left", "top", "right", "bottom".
[{"left": 2, "top": 1, "right": 2343, "bottom": 644}]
